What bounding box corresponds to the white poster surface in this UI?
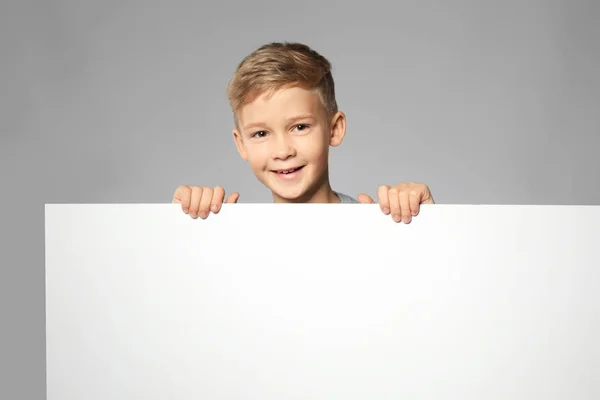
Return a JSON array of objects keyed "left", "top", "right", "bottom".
[{"left": 45, "top": 204, "right": 600, "bottom": 399}]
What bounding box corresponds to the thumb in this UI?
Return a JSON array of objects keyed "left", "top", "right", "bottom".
[
  {"left": 225, "top": 192, "right": 240, "bottom": 203},
  {"left": 422, "top": 192, "right": 435, "bottom": 204},
  {"left": 357, "top": 193, "right": 376, "bottom": 204},
  {"left": 171, "top": 185, "right": 189, "bottom": 204}
]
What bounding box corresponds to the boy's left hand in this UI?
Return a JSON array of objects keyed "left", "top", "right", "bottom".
[{"left": 358, "top": 183, "right": 435, "bottom": 223}]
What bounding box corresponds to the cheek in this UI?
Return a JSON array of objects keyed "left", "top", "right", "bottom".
[
  {"left": 245, "top": 145, "right": 270, "bottom": 169},
  {"left": 301, "top": 135, "right": 329, "bottom": 162}
]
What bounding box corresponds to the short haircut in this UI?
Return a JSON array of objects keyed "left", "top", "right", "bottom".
[{"left": 227, "top": 42, "right": 338, "bottom": 123}]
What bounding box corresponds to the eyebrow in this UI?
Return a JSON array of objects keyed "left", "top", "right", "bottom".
[
  {"left": 285, "top": 114, "right": 316, "bottom": 124},
  {"left": 242, "top": 114, "right": 316, "bottom": 132}
]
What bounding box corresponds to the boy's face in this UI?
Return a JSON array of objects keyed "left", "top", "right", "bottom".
[{"left": 233, "top": 86, "right": 346, "bottom": 203}]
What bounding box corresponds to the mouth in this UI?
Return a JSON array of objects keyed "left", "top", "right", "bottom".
[
  {"left": 271, "top": 165, "right": 305, "bottom": 175},
  {"left": 271, "top": 165, "right": 305, "bottom": 180}
]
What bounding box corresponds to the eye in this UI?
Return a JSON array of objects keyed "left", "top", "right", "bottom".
[
  {"left": 294, "top": 124, "right": 309, "bottom": 131},
  {"left": 251, "top": 131, "right": 268, "bottom": 138}
]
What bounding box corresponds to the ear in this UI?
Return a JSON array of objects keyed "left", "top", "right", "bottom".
[
  {"left": 233, "top": 129, "right": 248, "bottom": 160},
  {"left": 329, "top": 111, "right": 346, "bottom": 147}
]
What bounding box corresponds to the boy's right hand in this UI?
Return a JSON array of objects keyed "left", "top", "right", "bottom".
[{"left": 172, "top": 185, "right": 240, "bottom": 219}]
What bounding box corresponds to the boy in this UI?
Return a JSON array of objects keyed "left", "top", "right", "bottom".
[{"left": 172, "top": 42, "right": 434, "bottom": 223}]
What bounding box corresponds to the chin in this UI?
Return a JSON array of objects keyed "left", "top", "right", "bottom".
[
  {"left": 259, "top": 167, "right": 322, "bottom": 202},
  {"left": 265, "top": 181, "right": 312, "bottom": 202},
  {"left": 271, "top": 187, "right": 309, "bottom": 202}
]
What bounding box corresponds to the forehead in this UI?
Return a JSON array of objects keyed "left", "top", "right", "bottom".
[{"left": 237, "top": 86, "right": 325, "bottom": 126}]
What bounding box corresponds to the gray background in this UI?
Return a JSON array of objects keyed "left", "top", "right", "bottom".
[{"left": 1, "top": 0, "right": 599, "bottom": 398}]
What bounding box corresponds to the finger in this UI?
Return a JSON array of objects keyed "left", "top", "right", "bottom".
[
  {"left": 388, "top": 188, "right": 402, "bottom": 222},
  {"left": 409, "top": 190, "right": 421, "bottom": 216},
  {"left": 211, "top": 186, "right": 226, "bottom": 213},
  {"left": 225, "top": 192, "right": 240, "bottom": 204},
  {"left": 174, "top": 186, "right": 191, "bottom": 213},
  {"left": 188, "top": 187, "right": 203, "bottom": 218},
  {"left": 198, "top": 187, "right": 213, "bottom": 219},
  {"left": 399, "top": 191, "right": 412, "bottom": 224},
  {"left": 377, "top": 185, "right": 391, "bottom": 214},
  {"left": 357, "top": 193, "right": 376, "bottom": 204}
]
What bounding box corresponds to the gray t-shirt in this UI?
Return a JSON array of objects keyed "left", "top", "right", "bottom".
[{"left": 334, "top": 191, "right": 359, "bottom": 204}]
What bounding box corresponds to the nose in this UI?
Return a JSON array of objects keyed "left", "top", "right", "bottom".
[{"left": 271, "top": 133, "right": 296, "bottom": 160}]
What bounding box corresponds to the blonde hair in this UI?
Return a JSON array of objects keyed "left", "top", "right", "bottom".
[{"left": 226, "top": 42, "right": 338, "bottom": 121}]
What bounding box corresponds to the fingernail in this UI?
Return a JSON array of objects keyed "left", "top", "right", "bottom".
[
  {"left": 383, "top": 207, "right": 390, "bottom": 214},
  {"left": 199, "top": 212, "right": 207, "bottom": 219},
  {"left": 183, "top": 207, "right": 189, "bottom": 213},
  {"left": 211, "top": 204, "right": 218, "bottom": 212},
  {"left": 393, "top": 214, "right": 402, "bottom": 222},
  {"left": 403, "top": 216, "right": 411, "bottom": 224},
  {"left": 411, "top": 210, "right": 417, "bottom": 216}
]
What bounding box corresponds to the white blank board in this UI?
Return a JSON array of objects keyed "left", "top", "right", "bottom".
[{"left": 45, "top": 204, "right": 600, "bottom": 399}]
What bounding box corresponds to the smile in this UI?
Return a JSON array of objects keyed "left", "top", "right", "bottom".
[
  {"left": 272, "top": 165, "right": 304, "bottom": 175},
  {"left": 271, "top": 165, "right": 305, "bottom": 180},
  {"left": 274, "top": 166, "right": 303, "bottom": 174}
]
